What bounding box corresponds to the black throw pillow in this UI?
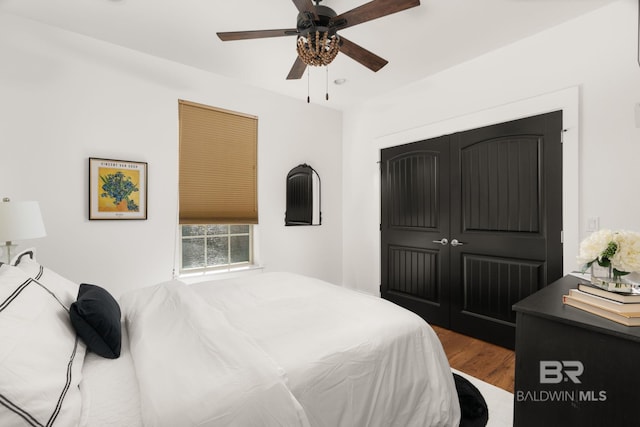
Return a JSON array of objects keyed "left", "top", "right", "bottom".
[
  {"left": 70, "top": 283, "right": 121, "bottom": 359},
  {"left": 453, "top": 372, "right": 489, "bottom": 427}
]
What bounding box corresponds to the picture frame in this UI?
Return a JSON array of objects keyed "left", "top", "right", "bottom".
[{"left": 89, "top": 157, "right": 148, "bottom": 220}]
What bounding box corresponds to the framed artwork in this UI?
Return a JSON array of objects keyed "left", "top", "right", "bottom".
[{"left": 89, "top": 157, "right": 148, "bottom": 220}]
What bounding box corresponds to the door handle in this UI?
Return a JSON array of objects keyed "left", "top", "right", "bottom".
[
  {"left": 451, "top": 239, "right": 465, "bottom": 247},
  {"left": 432, "top": 238, "right": 448, "bottom": 246}
]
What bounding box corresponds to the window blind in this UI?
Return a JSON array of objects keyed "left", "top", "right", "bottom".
[{"left": 178, "top": 100, "right": 258, "bottom": 224}]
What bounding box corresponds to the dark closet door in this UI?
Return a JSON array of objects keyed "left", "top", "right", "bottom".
[
  {"left": 380, "top": 135, "right": 451, "bottom": 326},
  {"left": 380, "top": 111, "right": 563, "bottom": 349},
  {"left": 449, "top": 111, "right": 563, "bottom": 348}
]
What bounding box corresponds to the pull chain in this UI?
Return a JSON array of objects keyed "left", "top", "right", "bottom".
[
  {"left": 305, "top": 66, "right": 332, "bottom": 103},
  {"left": 307, "top": 67, "right": 310, "bottom": 104},
  {"left": 325, "top": 66, "right": 329, "bottom": 101}
]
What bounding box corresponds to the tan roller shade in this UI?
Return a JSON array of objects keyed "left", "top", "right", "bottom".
[{"left": 178, "top": 100, "right": 258, "bottom": 224}]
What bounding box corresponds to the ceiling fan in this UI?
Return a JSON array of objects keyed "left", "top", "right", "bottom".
[{"left": 217, "top": 0, "right": 421, "bottom": 80}]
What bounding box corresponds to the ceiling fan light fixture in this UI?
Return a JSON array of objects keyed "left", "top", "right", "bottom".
[
  {"left": 296, "top": 30, "right": 341, "bottom": 67},
  {"left": 217, "top": 0, "right": 422, "bottom": 81}
]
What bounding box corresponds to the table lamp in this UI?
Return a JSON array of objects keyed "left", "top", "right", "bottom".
[{"left": 0, "top": 197, "right": 46, "bottom": 264}]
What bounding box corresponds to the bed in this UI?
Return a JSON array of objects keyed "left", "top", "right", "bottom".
[{"left": 0, "top": 254, "right": 460, "bottom": 427}]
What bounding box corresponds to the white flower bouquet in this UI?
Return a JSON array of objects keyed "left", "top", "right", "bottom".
[{"left": 577, "top": 229, "right": 640, "bottom": 291}]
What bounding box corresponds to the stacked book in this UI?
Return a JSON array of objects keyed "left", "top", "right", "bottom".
[{"left": 562, "top": 283, "right": 640, "bottom": 326}]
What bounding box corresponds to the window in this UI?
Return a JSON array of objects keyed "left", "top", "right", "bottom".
[
  {"left": 181, "top": 225, "right": 252, "bottom": 272},
  {"left": 178, "top": 100, "right": 258, "bottom": 273}
]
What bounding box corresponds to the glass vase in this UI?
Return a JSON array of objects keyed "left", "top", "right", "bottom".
[{"left": 590, "top": 264, "right": 638, "bottom": 294}]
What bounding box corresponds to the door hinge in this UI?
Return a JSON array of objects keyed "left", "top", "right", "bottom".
[
  {"left": 561, "top": 230, "right": 564, "bottom": 244},
  {"left": 561, "top": 129, "right": 568, "bottom": 143}
]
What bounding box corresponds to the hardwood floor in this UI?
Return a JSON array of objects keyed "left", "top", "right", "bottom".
[{"left": 432, "top": 325, "right": 515, "bottom": 393}]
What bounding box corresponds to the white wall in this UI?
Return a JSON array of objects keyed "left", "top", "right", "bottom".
[
  {"left": 0, "top": 14, "right": 343, "bottom": 297},
  {"left": 342, "top": 0, "right": 640, "bottom": 296}
]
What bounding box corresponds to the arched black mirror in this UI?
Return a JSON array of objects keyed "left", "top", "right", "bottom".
[{"left": 285, "top": 164, "right": 321, "bottom": 226}]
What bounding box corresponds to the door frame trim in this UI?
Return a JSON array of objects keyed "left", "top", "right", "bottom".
[{"left": 375, "top": 86, "right": 580, "bottom": 292}]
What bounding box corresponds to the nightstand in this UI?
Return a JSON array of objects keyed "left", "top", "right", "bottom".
[{"left": 512, "top": 275, "right": 640, "bottom": 426}]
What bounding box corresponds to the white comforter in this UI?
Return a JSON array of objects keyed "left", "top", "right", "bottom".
[
  {"left": 191, "top": 272, "right": 459, "bottom": 427},
  {"left": 120, "top": 280, "right": 310, "bottom": 427},
  {"left": 119, "top": 272, "right": 460, "bottom": 427}
]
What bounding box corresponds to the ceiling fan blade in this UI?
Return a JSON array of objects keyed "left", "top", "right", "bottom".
[
  {"left": 339, "top": 37, "right": 388, "bottom": 72},
  {"left": 286, "top": 56, "right": 308, "bottom": 80},
  {"left": 292, "top": 0, "right": 319, "bottom": 20},
  {"left": 217, "top": 29, "right": 298, "bottom": 41},
  {"left": 332, "top": 0, "right": 420, "bottom": 30}
]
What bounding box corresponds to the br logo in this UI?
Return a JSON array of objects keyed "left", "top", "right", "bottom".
[{"left": 539, "top": 361, "right": 584, "bottom": 384}]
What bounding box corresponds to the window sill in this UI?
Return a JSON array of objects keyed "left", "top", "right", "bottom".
[{"left": 178, "top": 264, "right": 264, "bottom": 285}]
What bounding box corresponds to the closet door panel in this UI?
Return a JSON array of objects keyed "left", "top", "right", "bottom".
[{"left": 381, "top": 136, "right": 451, "bottom": 326}]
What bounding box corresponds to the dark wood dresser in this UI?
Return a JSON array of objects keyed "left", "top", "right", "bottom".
[{"left": 512, "top": 275, "right": 640, "bottom": 426}]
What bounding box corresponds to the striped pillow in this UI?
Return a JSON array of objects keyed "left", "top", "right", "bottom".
[
  {"left": 0, "top": 264, "right": 86, "bottom": 427},
  {"left": 14, "top": 256, "right": 79, "bottom": 308}
]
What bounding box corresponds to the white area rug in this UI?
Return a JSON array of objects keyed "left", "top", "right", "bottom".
[{"left": 453, "top": 369, "right": 514, "bottom": 427}]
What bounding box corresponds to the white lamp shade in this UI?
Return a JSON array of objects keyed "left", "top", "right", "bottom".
[{"left": 0, "top": 201, "right": 47, "bottom": 242}]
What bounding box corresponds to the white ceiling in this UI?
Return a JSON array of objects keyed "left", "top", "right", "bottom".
[{"left": 1, "top": 0, "right": 617, "bottom": 110}]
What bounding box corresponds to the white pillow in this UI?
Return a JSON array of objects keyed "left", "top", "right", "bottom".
[
  {"left": 14, "top": 256, "right": 79, "bottom": 308},
  {"left": 10, "top": 247, "right": 36, "bottom": 268},
  {"left": 0, "top": 264, "right": 86, "bottom": 427}
]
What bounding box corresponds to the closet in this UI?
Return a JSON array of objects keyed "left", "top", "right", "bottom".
[{"left": 380, "top": 111, "right": 563, "bottom": 349}]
